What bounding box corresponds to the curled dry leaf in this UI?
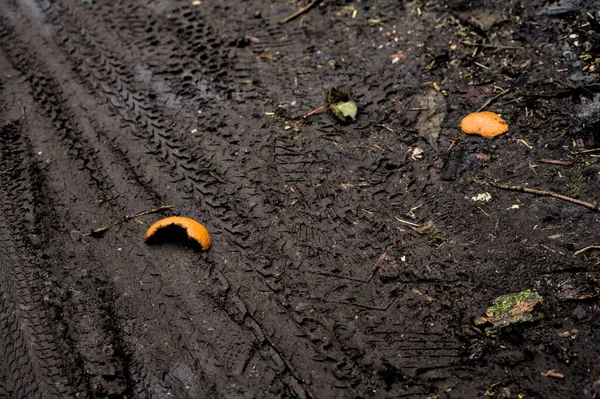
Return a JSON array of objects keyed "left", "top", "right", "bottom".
[
  {"left": 145, "top": 216, "right": 212, "bottom": 250},
  {"left": 460, "top": 111, "right": 508, "bottom": 139}
]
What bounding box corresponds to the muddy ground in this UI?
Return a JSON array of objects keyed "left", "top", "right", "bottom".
[{"left": 1, "top": 0, "right": 600, "bottom": 397}]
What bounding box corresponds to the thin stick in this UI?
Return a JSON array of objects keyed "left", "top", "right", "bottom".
[
  {"left": 475, "top": 179, "right": 600, "bottom": 212},
  {"left": 303, "top": 103, "right": 329, "bottom": 119},
  {"left": 394, "top": 216, "right": 420, "bottom": 227},
  {"left": 476, "top": 88, "right": 511, "bottom": 112},
  {"left": 571, "top": 148, "right": 600, "bottom": 155},
  {"left": 373, "top": 123, "right": 394, "bottom": 133},
  {"left": 461, "top": 41, "right": 524, "bottom": 50},
  {"left": 85, "top": 205, "right": 175, "bottom": 236},
  {"left": 124, "top": 205, "right": 175, "bottom": 221},
  {"left": 574, "top": 245, "right": 600, "bottom": 256},
  {"left": 538, "top": 159, "right": 573, "bottom": 166},
  {"left": 278, "top": 0, "right": 320, "bottom": 24},
  {"left": 17, "top": 100, "right": 26, "bottom": 119}
]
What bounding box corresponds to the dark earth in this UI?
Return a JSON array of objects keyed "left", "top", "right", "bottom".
[{"left": 2, "top": 0, "right": 600, "bottom": 397}]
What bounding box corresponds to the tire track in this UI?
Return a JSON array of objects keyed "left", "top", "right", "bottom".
[
  {"left": 0, "top": 18, "right": 276, "bottom": 398},
  {"left": 0, "top": 13, "right": 252, "bottom": 397},
  {"left": 0, "top": 21, "right": 144, "bottom": 395},
  {"left": 1, "top": 4, "right": 318, "bottom": 396},
  {"left": 2, "top": 0, "right": 470, "bottom": 396},
  {"left": 0, "top": 122, "right": 70, "bottom": 398},
  {"left": 25, "top": 3, "right": 367, "bottom": 396}
]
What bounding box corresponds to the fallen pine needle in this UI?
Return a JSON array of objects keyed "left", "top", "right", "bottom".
[
  {"left": 474, "top": 179, "right": 600, "bottom": 212},
  {"left": 574, "top": 245, "right": 600, "bottom": 256},
  {"left": 278, "top": 0, "right": 320, "bottom": 24}
]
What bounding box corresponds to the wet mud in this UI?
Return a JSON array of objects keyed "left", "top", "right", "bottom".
[{"left": 1, "top": 0, "right": 600, "bottom": 397}]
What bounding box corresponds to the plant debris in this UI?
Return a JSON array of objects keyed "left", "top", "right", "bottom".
[
  {"left": 574, "top": 245, "right": 600, "bottom": 256},
  {"left": 475, "top": 290, "right": 543, "bottom": 335},
  {"left": 475, "top": 179, "right": 600, "bottom": 213},
  {"left": 541, "top": 370, "right": 564, "bottom": 379},
  {"left": 84, "top": 205, "right": 174, "bottom": 237},
  {"left": 328, "top": 88, "right": 357, "bottom": 123},
  {"left": 425, "top": 225, "right": 443, "bottom": 246},
  {"left": 411, "top": 219, "right": 434, "bottom": 234},
  {"left": 89, "top": 227, "right": 109, "bottom": 237},
  {"left": 278, "top": 0, "right": 320, "bottom": 25}
]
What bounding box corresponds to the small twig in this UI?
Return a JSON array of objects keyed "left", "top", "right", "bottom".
[
  {"left": 303, "top": 103, "right": 329, "bottom": 119},
  {"left": 477, "top": 206, "right": 490, "bottom": 217},
  {"left": 540, "top": 244, "right": 557, "bottom": 254},
  {"left": 538, "top": 158, "right": 573, "bottom": 166},
  {"left": 394, "top": 216, "right": 420, "bottom": 227},
  {"left": 373, "top": 123, "right": 394, "bottom": 133},
  {"left": 571, "top": 148, "right": 600, "bottom": 155},
  {"left": 475, "top": 179, "right": 600, "bottom": 212},
  {"left": 461, "top": 41, "right": 524, "bottom": 50},
  {"left": 278, "top": 0, "right": 320, "bottom": 24},
  {"left": 85, "top": 205, "right": 175, "bottom": 236},
  {"left": 411, "top": 220, "right": 434, "bottom": 234},
  {"left": 574, "top": 245, "right": 600, "bottom": 256},
  {"left": 17, "top": 100, "right": 26, "bottom": 119},
  {"left": 339, "top": 298, "right": 397, "bottom": 310},
  {"left": 124, "top": 205, "right": 175, "bottom": 221},
  {"left": 447, "top": 139, "right": 457, "bottom": 151},
  {"left": 476, "top": 88, "right": 511, "bottom": 112}
]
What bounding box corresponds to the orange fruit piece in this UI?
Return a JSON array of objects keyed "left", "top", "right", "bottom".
[
  {"left": 145, "top": 216, "right": 212, "bottom": 250},
  {"left": 460, "top": 111, "right": 508, "bottom": 139}
]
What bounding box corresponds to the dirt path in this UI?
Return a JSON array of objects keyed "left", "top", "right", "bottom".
[{"left": 1, "top": 0, "right": 600, "bottom": 397}]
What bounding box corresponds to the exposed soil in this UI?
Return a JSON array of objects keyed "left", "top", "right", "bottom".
[{"left": 1, "top": 0, "right": 600, "bottom": 397}]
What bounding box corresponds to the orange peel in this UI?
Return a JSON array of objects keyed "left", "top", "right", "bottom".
[
  {"left": 144, "top": 216, "right": 212, "bottom": 250},
  {"left": 460, "top": 111, "right": 508, "bottom": 139}
]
